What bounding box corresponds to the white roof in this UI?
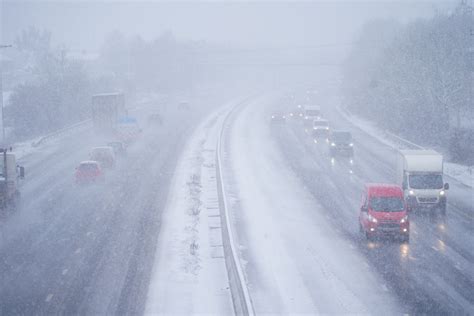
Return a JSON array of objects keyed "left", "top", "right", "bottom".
[
  {"left": 80, "top": 160, "right": 100, "bottom": 165},
  {"left": 399, "top": 149, "right": 440, "bottom": 156},
  {"left": 92, "top": 92, "right": 123, "bottom": 98},
  {"left": 400, "top": 150, "right": 443, "bottom": 172},
  {"left": 92, "top": 146, "right": 114, "bottom": 151}
]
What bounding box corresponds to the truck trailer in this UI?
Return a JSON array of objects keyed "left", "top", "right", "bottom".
[{"left": 91, "top": 92, "right": 126, "bottom": 134}]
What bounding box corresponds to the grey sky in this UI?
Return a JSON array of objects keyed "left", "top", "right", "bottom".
[{"left": 1, "top": 1, "right": 457, "bottom": 52}]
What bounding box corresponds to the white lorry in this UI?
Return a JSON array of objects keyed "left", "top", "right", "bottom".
[
  {"left": 0, "top": 149, "right": 25, "bottom": 211},
  {"left": 397, "top": 150, "right": 449, "bottom": 214}
]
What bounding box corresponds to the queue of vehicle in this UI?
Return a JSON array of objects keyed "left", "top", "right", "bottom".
[{"left": 275, "top": 95, "right": 452, "bottom": 243}]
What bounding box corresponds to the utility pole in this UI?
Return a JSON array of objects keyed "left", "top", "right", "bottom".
[{"left": 0, "top": 44, "right": 13, "bottom": 146}]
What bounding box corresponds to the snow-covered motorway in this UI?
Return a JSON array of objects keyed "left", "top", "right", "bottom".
[
  {"left": 0, "top": 93, "right": 229, "bottom": 314},
  {"left": 1, "top": 88, "right": 472, "bottom": 315},
  {"left": 219, "top": 91, "right": 473, "bottom": 314}
]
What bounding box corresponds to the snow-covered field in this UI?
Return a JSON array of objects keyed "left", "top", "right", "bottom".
[{"left": 221, "top": 95, "right": 401, "bottom": 314}]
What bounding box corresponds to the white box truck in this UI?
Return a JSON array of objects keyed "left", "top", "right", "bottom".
[{"left": 397, "top": 150, "right": 449, "bottom": 214}]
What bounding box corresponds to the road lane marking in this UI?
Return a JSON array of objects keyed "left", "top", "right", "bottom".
[
  {"left": 431, "top": 246, "right": 438, "bottom": 252},
  {"left": 45, "top": 294, "right": 54, "bottom": 302},
  {"left": 62, "top": 269, "right": 68, "bottom": 275},
  {"left": 74, "top": 248, "right": 82, "bottom": 254}
]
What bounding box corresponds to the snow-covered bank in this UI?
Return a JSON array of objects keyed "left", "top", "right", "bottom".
[
  {"left": 144, "top": 106, "right": 234, "bottom": 315},
  {"left": 222, "top": 95, "right": 400, "bottom": 314},
  {"left": 336, "top": 105, "right": 474, "bottom": 188}
]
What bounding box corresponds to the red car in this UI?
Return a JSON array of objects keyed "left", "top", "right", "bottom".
[
  {"left": 75, "top": 161, "right": 103, "bottom": 184},
  {"left": 359, "top": 183, "right": 410, "bottom": 242}
]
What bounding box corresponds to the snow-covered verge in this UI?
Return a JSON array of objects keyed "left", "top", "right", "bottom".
[
  {"left": 221, "top": 95, "right": 401, "bottom": 314},
  {"left": 144, "top": 106, "right": 234, "bottom": 315},
  {"left": 336, "top": 105, "right": 474, "bottom": 188}
]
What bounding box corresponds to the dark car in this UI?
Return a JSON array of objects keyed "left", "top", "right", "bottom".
[
  {"left": 148, "top": 113, "right": 163, "bottom": 125},
  {"left": 329, "top": 131, "right": 354, "bottom": 156},
  {"left": 107, "top": 141, "right": 127, "bottom": 157}
]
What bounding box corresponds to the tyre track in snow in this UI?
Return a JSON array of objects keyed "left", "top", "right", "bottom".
[{"left": 271, "top": 95, "right": 474, "bottom": 314}]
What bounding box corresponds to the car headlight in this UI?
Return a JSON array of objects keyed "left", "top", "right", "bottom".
[
  {"left": 349, "top": 143, "right": 354, "bottom": 147},
  {"left": 368, "top": 214, "right": 378, "bottom": 223},
  {"left": 400, "top": 215, "right": 408, "bottom": 223},
  {"left": 304, "top": 116, "right": 308, "bottom": 119},
  {"left": 290, "top": 113, "right": 293, "bottom": 116},
  {"left": 331, "top": 143, "right": 336, "bottom": 147},
  {"left": 282, "top": 116, "right": 286, "bottom": 119},
  {"left": 409, "top": 190, "right": 415, "bottom": 195},
  {"left": 271, "top": 115, "right": 275, "bottom": 119},
  {"left": 439, "top": 190, "right": 445, "bottom": 196},
  {"left": 325, "top": 127, "right": 329, "bottom": 130}
]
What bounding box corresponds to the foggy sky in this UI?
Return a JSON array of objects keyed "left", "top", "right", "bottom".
[{"left": 1, "top": 1, "right": 457, "bottom": 52}]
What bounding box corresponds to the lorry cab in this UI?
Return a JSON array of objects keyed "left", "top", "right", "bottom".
[
  {"left": 359, "top": 183, "right": 409, "bottom": 242},
  {"left": 397, "top": 150, "right": 449, "bottom": 214}
]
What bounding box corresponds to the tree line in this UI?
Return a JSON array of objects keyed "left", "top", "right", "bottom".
[
  {"left": 342, "top": 2, "right": 473, "bottom": 164},
  {"left": 5, "top": 28, "right": 205, "bottom": 141}
]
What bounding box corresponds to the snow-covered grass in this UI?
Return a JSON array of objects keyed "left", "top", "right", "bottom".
[
  {"left": 444, "top": 163, "right": 474, "bottom": 188},
  {"left": 337, "top": 105, "right": 474, "bottom": 188}
]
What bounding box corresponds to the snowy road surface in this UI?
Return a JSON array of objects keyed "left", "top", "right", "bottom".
[
  {"left": 1, "top": 88, "right": 472, "bottom": 315},
  {"left": 0, "top": 93, "right": 226, "bottom": 314},
  {"left": 267, "top": 89, "right": 473, "bottom": 314},
  {"left": 221, "top": 95, "right": 401, "bottom": 314}
]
